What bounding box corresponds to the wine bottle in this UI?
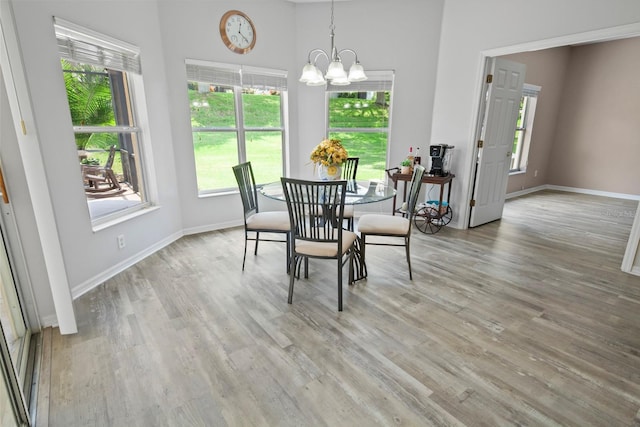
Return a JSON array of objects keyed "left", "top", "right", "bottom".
[
  {"left": 407, "top": 146, "right": 414, "bottom": 166},
  {"left": 414, "top": 147, "right": 421, "bottom": 165}
]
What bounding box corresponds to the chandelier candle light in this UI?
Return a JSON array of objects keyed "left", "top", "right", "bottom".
[{"left": 298, "top": 0, "right": 367, "bottom": 86}]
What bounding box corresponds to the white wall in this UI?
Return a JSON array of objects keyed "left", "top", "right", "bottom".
[
  {"left": 431, "top": 0, "right": 640, "bottom": 228},
  {"left": 7, "top": 0, "right": 184, "bottom": 327},
  {"left": 4, "top": 0, "right": 640, "bottom": 329},
  {"left": 294, "top": 0, "right": 444, "bottom": 177},
  {"left": 157, "top": 0, "right": 297, "bottom": 233}
]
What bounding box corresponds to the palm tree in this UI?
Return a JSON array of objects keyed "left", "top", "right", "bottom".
[{"left": 61, "top": 59, "right": 115, "bottom": 150}]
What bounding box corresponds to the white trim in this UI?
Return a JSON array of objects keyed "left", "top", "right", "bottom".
[
  {"left": 481, "top": 22, "right": 640, "bottom": 57},
  {"left": 505, "top": 185, "right": 546, "bottom": 199},
  {"left": 182, "top": 220, "right": 243, "bottom": 236},
  {"left": 546, "top": 185, "right": 640, "bottom": 201},
  {"left": 1, "top": 5, "right": 77, "bottom": 334},
  {"left": 91, "top": 205, "right": 159, "bottom": 232},
  {"left": 53, "top": 17, "right": 139, "bottom": 54},
  {"left": 71, "top": 230, "right": 183, "bottom": 300},
  {"left": 507, "top": 184, "right": 640, "bottom": 201},
  {"left": 622, "top": 200, "right": 640, "bottom": 275},
  {"left": 185, "top": 58, "right": 241, "bottom": 72},
  {"left": 465, "top": 21, "right": 640, "bottom": 231}
]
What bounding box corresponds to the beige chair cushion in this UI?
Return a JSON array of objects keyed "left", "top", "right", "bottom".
[
  {"left": 357, "top": 214, "right": 409, "bottom": 236},
  {"left": 317, "top": 204, "right": 354, "bottom": 218},
  {"left": 246, "top": 211, "right": 290, "bottom": 231},
  {"left": 295, "top": 231, "right": 357, "bottom": 257}
]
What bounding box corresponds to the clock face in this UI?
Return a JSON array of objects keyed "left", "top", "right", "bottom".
[{"left": 220, "top": 10, "right": 256, "bottom": 54}]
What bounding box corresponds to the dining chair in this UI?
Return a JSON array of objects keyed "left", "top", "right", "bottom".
[
  {"left": 357, "top": 164, "right": 426, "bottom": 280},
  {"left": 232, "top": 162, "right": 291, "bottom": 271},
  {"left": 341, "top": 157, "right": 359, "bottom": 230},
  {"left": 281, "top": 178, "right": 356, "bottom": 311}
]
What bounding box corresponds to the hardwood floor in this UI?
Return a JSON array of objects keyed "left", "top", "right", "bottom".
[{"left": 38, "top": 191, "right": 640, "bottom": 426}]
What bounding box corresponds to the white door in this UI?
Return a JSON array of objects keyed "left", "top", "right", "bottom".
[
  {"left": 469, "top": 57, "right": 525, "bottom": 227},
  {"left": 0, "top": 178, "right": 31, "bottom": 426}
]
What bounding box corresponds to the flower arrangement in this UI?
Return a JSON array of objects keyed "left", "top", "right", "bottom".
[{"left": 310, "top": 138, "right": 348, "bottom": 167}]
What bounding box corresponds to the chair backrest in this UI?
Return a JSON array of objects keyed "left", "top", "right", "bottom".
[
  {"left": 281, "top": 178, "right": 347, "bottom": 245},
  {"left": 104, "top": 145, "right": 117, "bottom": 169},
  {"left": 232, "top": 162, "right": 259, "bottom": 217},
  {"left": 406, "top": 165, "right": 426, "bottom": 223},
  {"left": 342, "top": 157, "right": 359, "bottom": 180}
]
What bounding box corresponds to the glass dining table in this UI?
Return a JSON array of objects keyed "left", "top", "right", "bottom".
[
  {"left": 259, "top": 179, "right": 396, "bottom": 282},
  {"left": 259, "top": 179, "right": 396, "bottom": 206}
]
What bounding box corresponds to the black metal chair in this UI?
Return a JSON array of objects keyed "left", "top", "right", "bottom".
[
  {"left": 357, "top": 165, "right": 426, "bottom": 280},
  {"left": 341, "top": 157, "right": 359, "bottom": 230},
  {"left": 281, "top": 178, "right": 356, "bottom": 311},
  {"left": 232, "top": 162, "right": 290, "bottom": 271}
]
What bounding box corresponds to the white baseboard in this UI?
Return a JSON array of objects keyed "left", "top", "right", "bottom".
[
  {"left": 507, "top": 184, "right": 640, "bottom": 201},
  {"left": 506, "top": 185, "right": 547, "bottom": 199},
  {"left": 183, "top": 220, "right": 243, "bottom": 236},
  {"left": 40, "top": 314, "right": 59, "bottom": 328},
  {"left": 70, "top": 230, "right": 184, "bottom": 300}
]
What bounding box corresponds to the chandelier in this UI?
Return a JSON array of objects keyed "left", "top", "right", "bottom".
[{"left": 298, "top": 0, "right": 367, "bottom": 86}]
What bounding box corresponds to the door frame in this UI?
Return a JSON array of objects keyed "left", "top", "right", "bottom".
[
  {"left": 622, "top": 200, "right": 640, "bottom": 276},
  {"left": 465, "top": 23, "right": 640, "bottom": 272},
  {"left": 0, "top": 1, "right": 77, "bottom": 334}
]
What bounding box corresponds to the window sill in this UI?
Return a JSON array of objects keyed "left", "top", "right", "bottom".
[
  {"left": 509, "top": 169, "right": 527, "bottom": 176},
  {"left": 198, "top": 189, "right": 237, "bottom": 199},
  {"left": 92, "top": 204, "right": 159, "bottom": 232}
]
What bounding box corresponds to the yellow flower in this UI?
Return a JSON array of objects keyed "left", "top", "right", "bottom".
[{"left": 310, "top": 138, "right": 348, "bottom": 166}]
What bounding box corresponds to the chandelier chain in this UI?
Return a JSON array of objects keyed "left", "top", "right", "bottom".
[
  {"left": 330, "top": 0, "right": 335, "bottom": 32},
  {"left": 298, "top": 0, "right": 367, "bottom": 86}
]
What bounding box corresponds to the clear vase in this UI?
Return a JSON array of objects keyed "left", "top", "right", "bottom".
[{"left": 317, "top": 164, "right": 342, "bottom": 181}]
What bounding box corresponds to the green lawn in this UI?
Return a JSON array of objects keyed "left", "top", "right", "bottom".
[{"left": 69, "top": 88, "right": 388, "bottom": 191}]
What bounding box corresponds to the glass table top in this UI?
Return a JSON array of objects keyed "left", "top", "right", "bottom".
[{"left": 259, "top": 180, "right": 396, "bottom": 205}]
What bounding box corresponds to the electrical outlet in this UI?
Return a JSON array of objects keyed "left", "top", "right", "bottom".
[
  {"left": 534, "top": 170, "right": 538, "bottom": 177},
  {"left": 117, "top": 234, "right": 126, "bottom": 249}
]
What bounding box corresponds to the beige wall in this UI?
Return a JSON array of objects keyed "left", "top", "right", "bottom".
[
  {"left": 502, "top": 47, "right": 571, "bottom": 194},
  {"left": 503, "top": 37, "right": 640, "bottom": 196}
]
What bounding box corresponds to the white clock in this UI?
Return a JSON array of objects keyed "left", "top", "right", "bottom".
[{"left": 219, "top": 10, "right": 256, "bottom": 55}]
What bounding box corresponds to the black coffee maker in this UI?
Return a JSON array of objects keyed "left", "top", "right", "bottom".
[{"left": 429, "top": 144, "right": 453, "bottom": 176}]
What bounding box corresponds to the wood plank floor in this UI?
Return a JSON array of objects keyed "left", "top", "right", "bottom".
[{"left": 38, "top": 190, "right": 640, "bottom": 426}]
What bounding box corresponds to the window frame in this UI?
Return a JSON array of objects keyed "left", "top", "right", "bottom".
[
  {"left": 510, "top": 83, "right": 540, "bottom": 174},
  {"left": 54, "top": 17, "right": 151, "bottom": 226},
  {"left": 185, "top": 60, "right": 288, "bottom": 195},
  {"left": 325, "top": 70, "right": 394, "bottom": 181}
]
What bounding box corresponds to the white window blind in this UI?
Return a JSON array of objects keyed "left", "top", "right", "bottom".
[
  {"left": 185, "top": 60, "right": 287, "bottom": 90},
  {"left": 242, "top": 66, "right": 287, "bottom": 91},
  {"left": 186, "top": 63, "right": 241, "bottom": 87},
  {"left": 53, "top": 17, "right": 141, "bottom": 74},
  {"left": 327, "top": 70, "right": 394, "bottom": 92},
  {"left": 522, "top": 83, "right": 541, "bottom": 98}
]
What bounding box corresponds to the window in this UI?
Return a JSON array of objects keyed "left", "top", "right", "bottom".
[
  {"left": 327, "top": 71, "right": 394, "bottom": 181},
  {"left": 511, "top": 84, "right": 540, "bottom": 172},
  {"left": 185, "top": 60, "right": 287, "bottom": 193},
  {"left": 55, "top": 18, "right": 148, "bottom": 222}
]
